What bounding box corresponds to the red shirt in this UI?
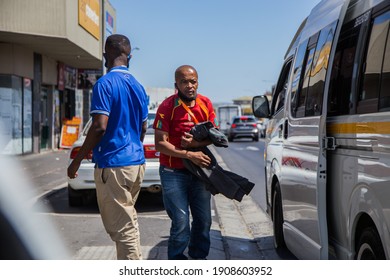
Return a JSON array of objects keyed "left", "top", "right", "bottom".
[{"left": 153, "top": 93, "right": 217, "bottom": 169}]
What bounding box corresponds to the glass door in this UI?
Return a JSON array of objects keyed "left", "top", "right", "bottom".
[{"left": 40, "top": 87, "right": 49, "bottom": 150}]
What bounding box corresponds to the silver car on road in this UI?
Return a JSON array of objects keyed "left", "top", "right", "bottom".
[{"left": 227, "top": 115, "right": 260, "bottom": 142}]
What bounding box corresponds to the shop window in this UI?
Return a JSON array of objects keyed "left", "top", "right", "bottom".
[
  {"left": 23, "top": 78, "right": 32, "bottom": 154},
  {"left": 0, "top": 75, "right": 23, "bottom": 155}
]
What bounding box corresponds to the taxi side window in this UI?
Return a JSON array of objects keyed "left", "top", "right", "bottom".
[
  {"left": 328, "top": 7, "right": 390, "bottom": 116},
  {"left": 358, "top": 10, "right": 390, "bottom": 113},
  {"left": 328, "top": 12, "right": 368, "bottom": 116},
  {"left": 291, "top": 21, "right": 337, "bottom": 118},
  {"left": 271, "top": 58, "right": 292, "bottom": 116}
]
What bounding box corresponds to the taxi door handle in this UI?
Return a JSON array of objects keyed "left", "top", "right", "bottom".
[{"left": 283, "top": 120, "right": 288, "bottom": 139}]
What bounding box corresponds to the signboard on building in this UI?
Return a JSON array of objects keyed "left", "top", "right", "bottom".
[
  {"left": 64, "top": 66, "right": 77, "bottom": 90},
  {"left": 60, "top": 117, "right": 81, "bottom": 149},
  {"left": 78, "top": 0, "right": 100, "bottom": 40},
  {"left": 102, "top": 0, "right": 116, "bottom": 75},
  {"left": 106, "top": 11, "right": 114, "bottom": 36},
  {"left": 58, "top": 64, "right": 78, "bottom": 90},
  {"left": 58, "top": 63, "right": 65, "bottom": 91},
  {"left": 77, "top": 69, "right": 102, "bottom": 89}
]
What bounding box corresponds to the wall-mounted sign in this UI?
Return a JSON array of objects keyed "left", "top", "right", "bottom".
[
  {"left": 106, "top": 11, "right": 114, "bottom": 36},
  {"left": 60, "top": 117, "right": 81, "bottom": 149},
  {"left": 78, "top": 0, "right": 100, "bottom": 40},
  {"left": 58, "top": 63, "right": 65, "bottom": 91}
]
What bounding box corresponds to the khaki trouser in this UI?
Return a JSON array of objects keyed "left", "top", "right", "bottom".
[{"left": 94, "top": 164, "right": 145, "bottom": 260}]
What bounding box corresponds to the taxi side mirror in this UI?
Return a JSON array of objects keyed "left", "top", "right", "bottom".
[{"left": 252, "top": 95, "right": 270, "bottom": 118}]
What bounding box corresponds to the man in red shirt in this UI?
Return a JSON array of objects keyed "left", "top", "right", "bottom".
[{"left": 153, "top": 65, "right": 217, "bottom": 260}]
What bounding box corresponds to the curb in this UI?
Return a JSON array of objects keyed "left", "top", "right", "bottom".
[
  {"left": 210, "top": 146, "right": 272, "bottom": 260},
  {"left": 29, "top": 182, "right": 68, "bottom": 206}
]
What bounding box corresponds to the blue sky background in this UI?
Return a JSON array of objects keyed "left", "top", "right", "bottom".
[{"left": 109, "top": 0, "right": 320, "bottom": 103}]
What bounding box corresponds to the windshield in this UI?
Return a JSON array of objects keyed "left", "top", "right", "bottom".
[
  {"left": 146, "top": 112, "right": 156, "bottom": 135},
  {"left": 147, "top": 112, "right": 156, "bottom": 128}
]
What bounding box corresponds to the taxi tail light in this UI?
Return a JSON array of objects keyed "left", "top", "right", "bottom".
[
  {"left": 70, "top": 147, "right": 93, "bottom": 160},
  {"left": 144, "top": 144, "right": 160, "bottom": 158},
  {"left": 231, "top": 124, "right": 237, "bottom": 128},
  {"left": 252, "top": 124, "right": 257, "bottom": 127}
]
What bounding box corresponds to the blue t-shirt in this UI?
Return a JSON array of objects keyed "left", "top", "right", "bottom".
[{"left": 90, "top": 66, "right": 148, "bottom": 168}]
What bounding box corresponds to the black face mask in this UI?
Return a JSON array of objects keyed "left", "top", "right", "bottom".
[
  {"left": 104, "top": 53, "right": 108, "bottom": 69},
  {"left": 127, "top": 54, "right": 130, "bottom": 68},
  {"left": 176, "top": 86, "right": 197, "bottom": 102}
]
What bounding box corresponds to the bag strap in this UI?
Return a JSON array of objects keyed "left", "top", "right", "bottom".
[
  {"left": 197, "top": 98, "right": 210, "bottom": 120},
  {"left": 179, "top": 97, "right": 209, "bottom": 124}
]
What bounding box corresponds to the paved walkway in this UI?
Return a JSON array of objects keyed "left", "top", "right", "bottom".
[{"left": 16, "top": 147, "right": 276, "bottom": 260}]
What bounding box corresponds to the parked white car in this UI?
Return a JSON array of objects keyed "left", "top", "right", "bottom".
[{"left": 67, "top": 111, "right": 161, "bottom": 206}]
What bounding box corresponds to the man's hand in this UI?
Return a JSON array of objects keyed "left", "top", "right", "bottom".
[
  {"left": 67, "top": 160, "right": 81, "bottom": 179},
  {"left": 186, "top": 150, "right": 211, "bottom": 168},
  {"left": 181, "top": 132, "right": 194, "bottom": 149}
]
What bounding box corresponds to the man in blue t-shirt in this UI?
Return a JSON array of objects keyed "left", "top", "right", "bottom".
[{"left": 67, "top": 34, "right": 148, "bottom": 260}]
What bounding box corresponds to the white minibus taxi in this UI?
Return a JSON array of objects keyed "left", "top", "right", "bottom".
[{"left": 253, "top": 0, "right": 390, "bottom": 259}]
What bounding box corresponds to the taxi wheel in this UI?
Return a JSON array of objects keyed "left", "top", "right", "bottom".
[
  {"left": 273, "top": 182, "right": 286, "bottom": 250},
  {"left": 356, "top": 227, "right": 385, "bottom": 260}
]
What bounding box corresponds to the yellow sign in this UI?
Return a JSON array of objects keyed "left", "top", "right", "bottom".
[
  {"left": 78, "top": 0, "right": 100, "bottom": 40},
  {"left": 60, "top": 117, "right": 82, "bottom": 149}
]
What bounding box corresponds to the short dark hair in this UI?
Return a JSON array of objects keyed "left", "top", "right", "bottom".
[{"left": 105, "top": 34, "right": 131, "bottom": 57}]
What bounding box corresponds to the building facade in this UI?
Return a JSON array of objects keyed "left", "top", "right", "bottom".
[
  {"left": 0, "top": 0, "right": 116, "bottom": 155},
  {"left": 145, "top": 87, "right": 174, "bottom": 110}
]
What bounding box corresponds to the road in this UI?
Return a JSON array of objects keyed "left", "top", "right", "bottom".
[
  {"left": 27, "top": 139, "right": 295, "bottom": 260},
  {"left": 214, "top": 138, "right": 267, "bottom": 210},
  {"left": 36, "top": 188, "right": 170, "bottom": 259}
]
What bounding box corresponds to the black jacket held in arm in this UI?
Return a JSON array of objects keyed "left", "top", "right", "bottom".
[{"left": 182, "top": 122, "right": 255, "bottom": 202}]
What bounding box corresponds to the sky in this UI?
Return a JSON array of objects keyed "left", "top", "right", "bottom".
[{"left": 109, "top": 0, "right": 320, "bottom": 104}]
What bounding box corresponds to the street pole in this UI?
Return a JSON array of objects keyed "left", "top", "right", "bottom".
[{"left": 102, "top": 0, "right": 106, "bottom": 76}]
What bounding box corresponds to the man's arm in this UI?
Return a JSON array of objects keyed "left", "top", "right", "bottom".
[
  {"left": 140, "top": 120, "right": 147, "bottom": 142},
  {"left": 181, "top": 132, "right": 212, "bottom": 149},
  {"left": 154, "top": 129, "right": 211, "bottom": 168},
  {"left": 67, "top": 114, "right": 108, "bottom": 178}
]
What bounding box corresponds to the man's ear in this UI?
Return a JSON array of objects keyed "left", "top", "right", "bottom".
[{"left": 174, "top": 83, "right": 178, "bottom": 89}]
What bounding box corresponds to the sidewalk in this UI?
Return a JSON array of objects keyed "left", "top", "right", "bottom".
[{"left": 17, "top": 148, "right": 276, "bottom": 260}]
